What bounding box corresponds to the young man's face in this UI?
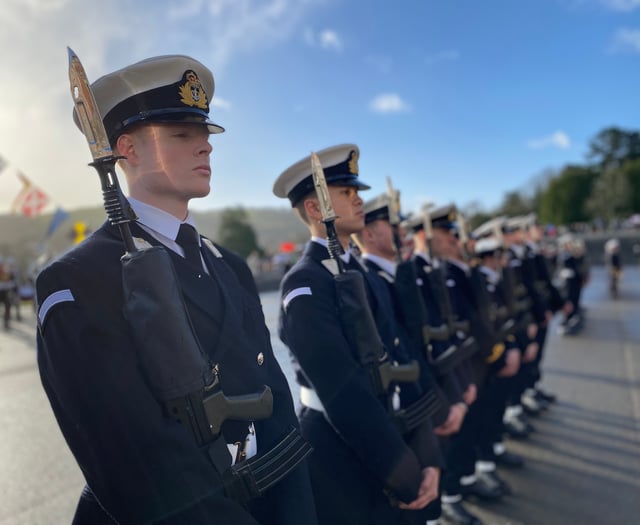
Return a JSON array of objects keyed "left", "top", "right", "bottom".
[
  {"left": 504, "top": 229, "right": 524, "bottom": 246},
  {"left": 365, "top": 219, "right": 397, "bottom": 260},
  {"left": 529, "top": 225, "right": 543, "bottom": 242},
  {"left": 125, "top": 123, "right": 213, "bottom": 204},
  {"left": 483, "top": 252, "right": 501, "bottom": 271},
  {"left": 327, "top": 185, "right": 365, "bottom": 236},
  {"left": 431, "top": 227, "right": 457, "bottom": 258}
]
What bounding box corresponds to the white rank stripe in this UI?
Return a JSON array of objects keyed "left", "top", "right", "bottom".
[
  {"left": 282, "top": 287, "right": 312, "bottom": 310},
  {"left": 38, "top": 289, "right": 75, "bottom": 325}
]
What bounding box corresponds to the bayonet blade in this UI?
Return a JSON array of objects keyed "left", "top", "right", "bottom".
[
  {"left": 422, "top": 203, "right": 433, "bottom": 240},
  {"left": 68, "top": 47, "right": 113, "bottom": 162},
  {"left": 457, "top": 211, "right": 468, "bottom": 244},
  {"left": 386, "top": 176, "right": 401, "bottom": 226},
  {"left": 311, "top": 152, "right": 336, "bottom": 223}
]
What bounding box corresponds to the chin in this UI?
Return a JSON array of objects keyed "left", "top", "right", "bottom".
[{"left": 192, "top": 185, "right": 211, "bottom": 199}]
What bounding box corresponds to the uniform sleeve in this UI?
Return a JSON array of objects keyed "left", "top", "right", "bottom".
[
  {"left": 36, "top": 261, "right": 260, "bottom": 525},
  {"left": 279, "top": 269, "right": 422, "bottom": 503}
]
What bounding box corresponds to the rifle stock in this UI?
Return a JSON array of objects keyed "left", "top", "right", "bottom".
[{"left": 203, "top": 386, "right": 273, "bottom": 436}]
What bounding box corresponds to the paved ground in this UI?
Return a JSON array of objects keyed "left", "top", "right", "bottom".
[{"left": 1, "top": 266, "right": 639, "bottom": 524}]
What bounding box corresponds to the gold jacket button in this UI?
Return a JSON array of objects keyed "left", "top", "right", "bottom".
[{"left": 257, "top": 352, "right": 264, "bottom": 365}]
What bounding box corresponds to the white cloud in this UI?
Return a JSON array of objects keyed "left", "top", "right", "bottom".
[
  {"left": 0, "top": 0, "right": 322, "bottom": 213},
  {"left": 600, "top": 0, "right": 640, "bottom": 12},
  {"left": 201, "top": 0, "right": 319, "bottom": 68},
  {"left": 319, "top": 29, "right": 342, "bottom": 52},
  {"left": 369, "top": 93, "right": 411, "bottom": 114},
  {"left": 610, "top": 27, "right": 640, "bottom": 53},
  {"left": 303, "top": 28, "right": 343, "bottom": 52},
  {"left": 526, "top": 131, "right": 572, "bottom": 150},
  {"left": 425, "top": 49, "right": 460, "bottom": 65},
  {"left": 212, "top": 96, "right": 232, "bottom": 110}
]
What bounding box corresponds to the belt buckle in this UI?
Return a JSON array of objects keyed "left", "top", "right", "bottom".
[{"left": 233, "top": 440, "right": 247, "bottom": 464}]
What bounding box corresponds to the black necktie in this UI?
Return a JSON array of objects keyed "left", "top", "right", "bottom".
[{"left": 176, "top": 223, "right": 202, "bottom": 270}]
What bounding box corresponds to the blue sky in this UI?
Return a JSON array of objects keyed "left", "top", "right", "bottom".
[{"left": 0, "top": 0, "right": 639, "bottom": 218}]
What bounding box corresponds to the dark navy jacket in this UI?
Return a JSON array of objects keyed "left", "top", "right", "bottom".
[
  {"left": 361, "top": 257, "right": 448, "bottom": 417},
  {"left": 36, "top": 221, "right": 316, "bottom": 525},
  {"left": 278, "top": 241, "right": 423, "bottom": 506}
]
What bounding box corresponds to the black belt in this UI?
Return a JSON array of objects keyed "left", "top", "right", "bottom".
[
  {"left": 394, "top": 390, "right": 444, "bottom": 434},
  {"left": 223, "top": 426, "right": 312, "bottom": 505}
]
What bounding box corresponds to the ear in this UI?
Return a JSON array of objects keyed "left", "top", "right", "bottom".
[
  {"left": 362, "top": 224, "right": 375, "bottom": 243},
  {"left": 115, "top": 133, "right": 138, "bottom": 164},
  {"left": 303, "top": 197, "right": 322, "bottom": 222}
]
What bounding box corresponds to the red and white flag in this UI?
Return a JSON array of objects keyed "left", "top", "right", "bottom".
[{"left": 11, "top": 171, "right": 50, "bottom": 217}]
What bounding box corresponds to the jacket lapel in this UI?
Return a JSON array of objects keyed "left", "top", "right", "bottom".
[{"left": 107, "top": 221, "right": 226, "bottom": 327}]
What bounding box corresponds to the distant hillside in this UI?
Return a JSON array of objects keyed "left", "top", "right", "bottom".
[{"left": 0, "top": 205, "right": 308, "bottom": 273}]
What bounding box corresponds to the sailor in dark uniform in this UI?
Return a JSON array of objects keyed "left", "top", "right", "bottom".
[
  {"left": 354, "top": 194, "right": 472, "bottom": 525},
  {"left": 521, "top": 215, "right": 565, "bottom": 405},
  {"left": 500, "top": 217, "right": 546, "bottom": 434},
  {"left": 471, "top": 235, "right": 525, "bottom": 475},
  {"left": 403, "top": 206, "right": 494, "bottom": 525},
  {"left": 36, "top": 55, "right": 316, "bottom": 525},
  {"left": 403, "top": 212, "right": 471, "bottom": 409},
  {"left": 429, "top": 207, "right": 510, "bottom": 521},
  {"left": 273, "top": 145, "right": 439, "bottom": 525},
  {"left": 557, "top": 234, "right": 584, "bottom": 335}
]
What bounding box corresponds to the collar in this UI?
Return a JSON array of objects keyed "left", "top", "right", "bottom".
[
  {"left": 128, "top": 197, "right": 200, "bottom": 253},
  {"left": 414, "top": 250, "right": 441, "bottom": 269},
  {"left": 311, "top": 236, "right": 351, "bottom": 263},
  {"left": 447, "top": 257, "right": 470, "bottom": 274},
  {"left": 479, "top": 265, "right": 501, "bottom": 284},
  {"left": 414, "top": 250, "right": 432, "bottom": 265},
  {"left": 362, "top": 253, "right": 397, "bottom": 277},
  {"left": 510, "top": 244, "right": 525, "bottom": 259}
]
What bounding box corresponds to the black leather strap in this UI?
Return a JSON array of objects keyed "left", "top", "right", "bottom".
[{"left": 223, "top": 427, "right": 312, "bottom": 505}]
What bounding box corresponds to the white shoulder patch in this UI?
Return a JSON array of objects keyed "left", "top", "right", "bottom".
[
  {"left": 202, "top": 238, "right": 223, "bottom": 258},
  {"left": 283, "top": 287, "right": 312, "bottom": 310},
  {"left": 38, "top": 289, "right": 75, "bottom": 325}
]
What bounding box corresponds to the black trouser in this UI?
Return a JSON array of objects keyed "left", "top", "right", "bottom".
[
  {"left": 440, "top": 399, "right": 484, "bottom": 495},
  {"left": 527, "top": 324, "right": 548, "bottom": 389},
  {"left": 476, "top": 375, "right": 511, "bottom": 461}
]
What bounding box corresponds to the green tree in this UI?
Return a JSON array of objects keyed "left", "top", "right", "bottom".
[
  {"left": 585, "top": 165, "right": 631, "bottom": 222},
  {"left": 587, "top": 127, "right": 640, "bottom": 170},
  {"left": 496, "top": 190, "right": 533, "bottom": 217},
  {"left": 217, "top": 207, "right": 261, "bottom": 258},
  {"left": 538, "top": 165, "right": 598, "bottom": 224},
  {"left": 622, "top": 158, "right": 640, "bottom": 212}
]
